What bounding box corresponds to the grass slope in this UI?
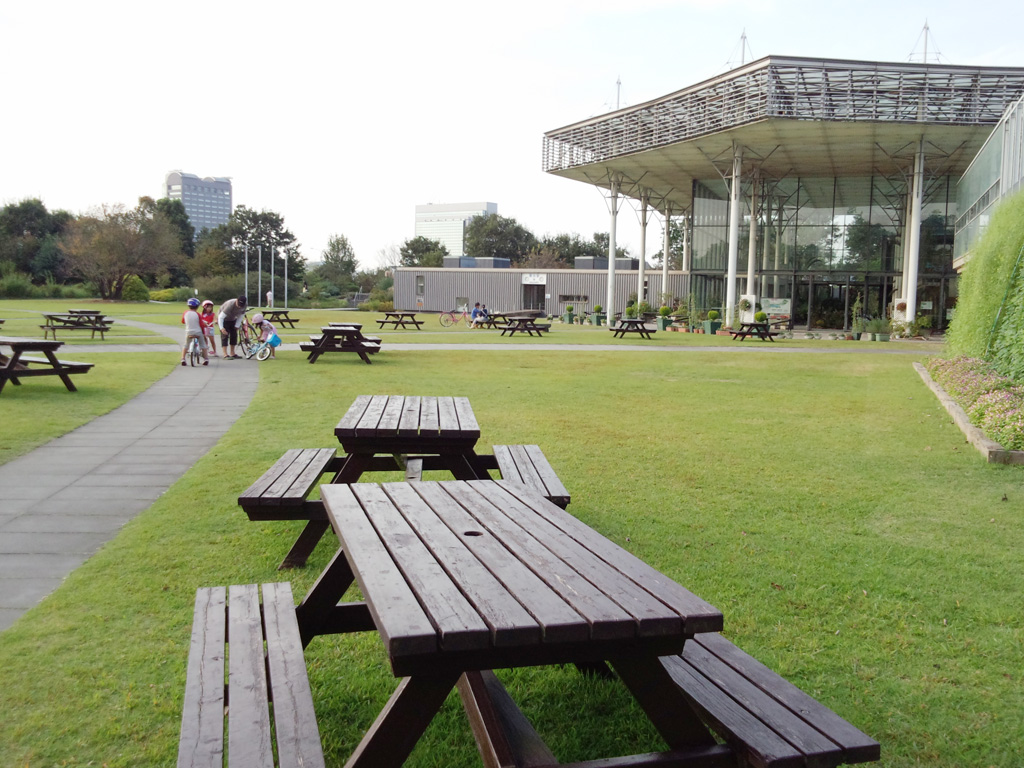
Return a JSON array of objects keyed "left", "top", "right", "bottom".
[{"left": 0, "top": 347, "right": 1021, "bottom": 767}]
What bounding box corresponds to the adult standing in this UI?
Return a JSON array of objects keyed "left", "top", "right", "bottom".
[
  {"left": 266, "top": 290, "right": 274, "bottom": 308},
  {"left": 218, "top": 295, "right": 248, "bottom": 359}
]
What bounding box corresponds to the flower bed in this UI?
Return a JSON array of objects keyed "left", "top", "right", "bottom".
[{"left": 925, "top": 356, "right": 1024, "bottom": 451}]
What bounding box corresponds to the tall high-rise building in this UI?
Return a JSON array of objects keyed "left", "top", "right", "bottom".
[
  {"left": 164, "top": 171, "right": 232, "bottom": 235},
  {"left": 414, "top": 202, "right": 497, "bottom": 257}
]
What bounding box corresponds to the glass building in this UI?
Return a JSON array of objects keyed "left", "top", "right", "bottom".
[
  {"left": 544, "top": 56, "right": 1024, "bottom": 330},
  {"left": 165, "top": 171, "right": 233, "bottom": 236},
  {"left": 415, "top": 202, "right": 498, "bottom": 258}
]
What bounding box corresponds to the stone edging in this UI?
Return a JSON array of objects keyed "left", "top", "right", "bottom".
[{"left": 913, "top": 362, "right": 1024, "bottom": 465}]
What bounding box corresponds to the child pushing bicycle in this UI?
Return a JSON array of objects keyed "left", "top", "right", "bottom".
[
  {"left": 250, "top": 313, "right": 281, "bottom": 359},
  {"left": 180, "top": 298, "right": 209, "bottom": 366}
]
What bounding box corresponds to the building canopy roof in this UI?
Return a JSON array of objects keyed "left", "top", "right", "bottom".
[{"left": 543, "top": 56, "right": 1024, "bottom": 210}]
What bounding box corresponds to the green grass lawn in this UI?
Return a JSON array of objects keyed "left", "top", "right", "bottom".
[{"left": 0, "top": 338, "right": 1019, "bottom": 766}]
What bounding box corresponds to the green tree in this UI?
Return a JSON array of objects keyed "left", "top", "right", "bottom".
[
  {"left": 318, "top": 234, "right": 359, "bottom": 289},
  {"left": 62, "top": 201, "right": 183, "bottom": 299},
  {"left": 592, "top": 232, "right": 630, "bottom": 260},
  {"left": 464, "top": 214, "right": 537, "bottom": 264},
  {"left": 0, "top": 198, "right": 73, "bottom": 280},
  {"left": 399, "top": 236, "right": 448, "bottom": 267},
  {"left": 203, "top": 205, "right": 305, "bottom": 281},
  {"left": 536, "top": 233, "right": 605, "bottom": 266}
]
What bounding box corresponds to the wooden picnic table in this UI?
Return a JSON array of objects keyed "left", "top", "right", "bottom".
[
  {"left": 611, "top": 317, "right": 656, "bottom": 339},
  {"left": 259, "top": 308, "right": 299, "bottom": 328},
  {"left": 377, "top": 310, "right": 424, "bottom": 330},
  {"left": 0, "top": 336, "right": 93, "bottom": 394},
  {"left": 500, "top": 315, "right": 551, "bottom": 337},
  {"left": 300, "top": 325, "right": 381, "bottom": 364},
  {"left": 40, "top": 311, "right": 114, "bottom": 340},
  {"left": 296, "top": 478, "right": 725, "bottom": 766},
  {"left": 731, "top": 322, "right": 778, "bottom": 341},
  {"left": 478, "top": 312, "right": 509, "bottom": 328}
]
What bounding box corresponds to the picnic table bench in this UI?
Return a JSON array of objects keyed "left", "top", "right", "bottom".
[
  {"left": 300, "top": 325, "right": 381, "bottom": 364},
  {"left": 478, "top": 312, "right": 509, "bottom": 328},
  {"left": 40, "top": 311, "right": 114, "bottom": 340},
  {"left": 178, "top": 582, "right": 325, "bottom": 768},
  {"left": 377, "top": 311, "right": 424, "bottom": 330},
  {"left": 611, "top": 318, "right": 656, "bottom": 339},
  {"left": 0, "top": 336, "right": 94, "bottom": 394},
  {"left": 731, "top": 322, "right": 778, "bottom": 341},
  {"left": 260, "top": 308, "right": 299, "bottom": 328},
  {"left": 500, "top": 316, "right": 551, "bottom": 337}
]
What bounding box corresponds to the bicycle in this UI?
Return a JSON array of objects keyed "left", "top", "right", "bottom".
[
  {"left": 186, "top": 336, "right": 203, "bottom": 366},
  {"left": 439, "top": 309, "right": 470, "bottom": 327},
  {"left": 237, "top": 316, "right": 258, "bottom": 357},
  {"left": 245, "top": 335, "right": 275, "bottom": 361}
]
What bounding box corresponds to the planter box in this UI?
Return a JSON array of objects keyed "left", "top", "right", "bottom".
[
  {"left": 656, "top": 317, "right": 673, "bottom": 331},
  {"left": 702, "top": 320, "right": 722, "bottom": 334}
]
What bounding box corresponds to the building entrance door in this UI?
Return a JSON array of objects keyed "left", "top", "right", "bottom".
[{"left": 522, "top": 284, "right": 545, "bottom": 312}]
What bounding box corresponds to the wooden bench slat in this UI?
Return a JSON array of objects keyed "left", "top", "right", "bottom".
[
  {"left": 178, "top": 587, "right": 226, "bottom": 768},
  {"left": 262, "top": 583, "right": 326, "bottom": 768},
  {"left": 492, "top": 444, "right": 570, "bottom": 508},
  {"left": 662, "top": 633, "right": 881, "bottom": 768},
  {"left": 227, "top": 584, "right": 274, "bottom": 768}
]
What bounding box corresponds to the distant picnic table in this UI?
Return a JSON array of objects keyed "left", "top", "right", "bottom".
[
  {"left": 611, "top": 318, "right": 656, "bottom": 339},
  {"left": 0, "top": 336, "right": 93, "bottom": 394},
  {"left": 300, "top": 325, "right": 381, "bottom": 364},
  {"left": 260, "top": 309, "right": 298, "bottom": 328},
  {"left": 41, "top": 311, "right": 114, "bottom": 340},
  {"left": 377, "top": 311, "right": 424, "bottom": 330},
  {"left": 731, "top": 322, "right": 778, "bottom": 341},
  {"left": 500, "top": 315, "right": 551, "bottom": 337}
]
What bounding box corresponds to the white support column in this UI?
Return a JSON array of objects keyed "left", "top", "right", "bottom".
[
  {"left": 681, "top": 210, "right": 690, "bottom": 273},
  {"left": 746, "top": 177, "right": 758, "bottom": 296},
  {"left": 638, "top": 194, "right": 648, "bottom": 307},
  {"left": 726, "top": 146, "right": 743, "bottom": 326},
  {"left": 905, "top": 142, "right": 925, "bottom": 324},
  {"left": 773, "top": 199, "right": 782, "bottom": 297},
  {"left": 900, "top": 186, "right": 913, "bottom": 301},
  {"left": 663, "top": 206, "right": 673, "bottom": 300},
  {"left": 606, "top": 180, "right": 620, "bottom": 320}
]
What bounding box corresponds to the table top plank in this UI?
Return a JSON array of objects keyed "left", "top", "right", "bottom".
[
  {"left": 463, "top": 482, "right": 684, "bottom": 636},
  {"left": 436, "top": 397, "right": 460, "bottom": 437},
  {"left": 336, "top": 395, "right": 372, "bottom": 437},
  {"left": 439, "top": 482, "right": 638, "bottom": 641},
  {"left": 475, "top": 480, "right": 723, "bottom": 635},
  {"left": 355, "top": 396, "right": 388, "bottom": 434},
  {"left": 378, "top": 396, "right": 405, "bottom": 432},
  {"left": 320, "top": 484, "right": 438, "bottom": 657},
  {"left": 453, "top": 397, "right": 480, "bottom": 435},
  {"left": 389, "top": 483, "right": 584, "bottom": 644},
  {"left": 397, "top": 396, "right": 422, "bottom": 437},
  {"left": 354, "top": 485, "right": 492, "bottom": 652},
  {"left": 419, "top": 396, "right": 440, "bottom": 433}
]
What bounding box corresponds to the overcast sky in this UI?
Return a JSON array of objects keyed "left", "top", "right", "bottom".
[{"left": 2, "top": 0, "right": 1020, "bottom": 270}]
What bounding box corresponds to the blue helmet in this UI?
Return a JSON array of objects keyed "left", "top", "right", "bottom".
[{"left": 187, "top": 298, "right": 200, "bottom": 309}]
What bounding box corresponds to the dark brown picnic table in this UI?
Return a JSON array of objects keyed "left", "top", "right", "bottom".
[
  {"left": 731, "top": 321, "right": 778, "bottom": 341},
  {"left": 500, "top": 315, "right": 550, "bottom": 337},
  {"left": 41, "top": 311, "right": 114, "bottom": 340},
  {"left": 300, "top": 325, "right": 381, "bottom": 363},
  {"left": 260, "top": 308, "right": 299, "bottom": 328},
  {"left": 611, "top": 317, "right": 656, "bottom": 339},
  {"left": 377, "top": 311, "right": 424, "bottom": 330},
  {"left": 296, "top": 479, "right": 725, "bottom": 767},
  {"left": 0, "top": 336, "right": 93, "bottom": 394}
]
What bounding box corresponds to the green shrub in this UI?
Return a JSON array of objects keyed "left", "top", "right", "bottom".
[
  {"left": 195, "top": 275, "right": 245, "bottom": 304},
  {"left": 707, "top": 309, "right": 720, "bottom": 320},
  {"left": 150, "top": 287, "right": 193, "bottom": 303},
  {"left": 658, "top": 305, "right": 671, "bottom": 317},
  {"left": 754, "top": 311, "right": 768, "bottom": 323},
  {"left": 357, "top": 299, "right": 393, "bottom": 312},
  {"left": 121, "top": 275, "right": 150, "bottom": 302},
  {"left": 0, "top": 271, "right": 33, "bottom": 298},
  {"left": 593, "top": 304, "right": 603, "bottom": 313}
]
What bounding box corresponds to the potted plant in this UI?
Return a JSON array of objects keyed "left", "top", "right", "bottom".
[
  {"left": 754, "top": 310, "right": 767, "bottom": 324},
  {"left": 656, "top": 305, "right": 673, "bottom": 331},
  {"left": 850, "top": 293, "right": 864, "bottom": 340},
  {"left": 703, "top": 309, "right": 722, "bottom": 335},
  {"left": 562, "top": 305, "right": 575, "bottom": 324},
  {"left": 866, "top": 316, "right": 891, "bottom": 341},
  {"left": 591, "top": 304, "right": 605, "bottom": 326},
  {"left": 626, "top": 305, "right": 638, "bottom": 319}
]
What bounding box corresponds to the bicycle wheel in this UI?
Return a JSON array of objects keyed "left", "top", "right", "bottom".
[
  {"left": 189, "top": 339, "right": 200, "bottom": 366},
  {"left": 439, "top": 312, "right": 455, "bottom": 327},
  {"left": 256, "top": 344, "right": 271, "bottom": 361},
  {"left": 238, "top": 331, "right": 254, "bottom": 357}
]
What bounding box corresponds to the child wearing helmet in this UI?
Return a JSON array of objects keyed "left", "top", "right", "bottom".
[
  {"left": 251, "top": 312, "right": 280, "bottom": 359},
  {"left": 199, "top": 299, "right": 217, "bottom": 357},
  {"left": 180, "top": 297, "right": 209, "bottom": 366}
]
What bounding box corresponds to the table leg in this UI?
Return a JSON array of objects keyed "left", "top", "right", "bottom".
[
  {"left": 610, "top": 654, "right": 718, "bottom": 750},
  {"left": 42, "top": 348, "right": 77, "bottom": 392},
  {"left": 278, "top": 520, "right": 331, "bottom": 570},
  {"left": 344, "top": 672, "right": 461, "bottom": 768}
]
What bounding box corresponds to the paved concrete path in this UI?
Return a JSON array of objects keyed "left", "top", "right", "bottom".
[{"left": 0, "top": 319, "right": 258, "bottom": 631}]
